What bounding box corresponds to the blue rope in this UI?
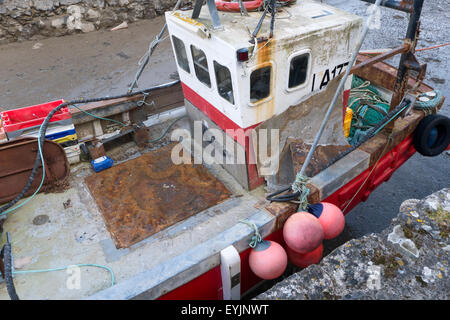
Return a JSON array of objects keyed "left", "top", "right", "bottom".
[
  {"left": 413, "top": 90, "right": 443, "bottom": 114},
  {"left": 12, "top": 263, "right": 115, "bottom": 287}
]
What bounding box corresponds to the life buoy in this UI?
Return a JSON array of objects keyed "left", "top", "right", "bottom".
[{"left": 215, "top": 0, "right": 264, "bottom": 12}]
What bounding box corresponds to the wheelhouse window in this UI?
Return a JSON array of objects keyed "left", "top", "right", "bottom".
[
  {"left": 172, "top": 36, "right": 190, "bottom": 73},
  {"left": 191, "top": 45, "right": 211, "bottom": 87},
  {"left": 214, "top": 61, "right": 234, "bottom": 105},
  {"left": 250, "top": 66, "right": 272, "bottom": 103},
  {"left": 288, "top": 53, "right": 309, "bottom": 88}
]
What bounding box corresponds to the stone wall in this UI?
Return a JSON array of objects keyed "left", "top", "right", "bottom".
[
  {"left": 0, "top": 0, "right": 192, "bottom": 44},
  {"left": 257, "top": 188, "right": 450, "bottom": 300}
]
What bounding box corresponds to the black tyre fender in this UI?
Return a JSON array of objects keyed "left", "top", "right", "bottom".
[
  {"left": 3, "top": 243, "right": 19, "bottom": 300},
  {"left": 413, "top": 114, "right": 450, "bottom": 157}
]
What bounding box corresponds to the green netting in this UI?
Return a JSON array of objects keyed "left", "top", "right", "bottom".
[{"left": 347, "top": 76, "right": 390, "bottom": 144}]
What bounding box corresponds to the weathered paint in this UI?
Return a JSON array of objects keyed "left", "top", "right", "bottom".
[{"left": 165, "top": 0, "right": 363, "bottom": 129}]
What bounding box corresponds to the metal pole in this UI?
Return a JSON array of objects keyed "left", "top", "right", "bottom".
[
  {"left": 389, "top": 0, "right": 425, "bottom": 110},
  {"left": 298, "top": 0, "right": 383, "bottom": 178}
]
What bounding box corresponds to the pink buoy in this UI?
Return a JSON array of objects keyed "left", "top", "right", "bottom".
[
  {"left": 308, "top": 202, "right": 345, "bottom": 240},
  {"left": 249, "top": 240, "right": 287, "bottom": 280},
  {"left": 286, "top": 244, "right": 323, "bottom": 268},
  {"left": 283, "top": 212, "right": 324, "bottom": 254}
]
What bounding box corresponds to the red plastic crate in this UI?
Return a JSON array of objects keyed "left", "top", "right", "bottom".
[{"left": 1, "top": 100, "right": 70, "bottom": 133}]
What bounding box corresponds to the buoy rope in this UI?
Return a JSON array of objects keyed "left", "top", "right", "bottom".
[
  {"left": 291, "top": 173, "right": 310, "bottom": 211},
  {"left": 239, "top": 220, "right": 262, "bottom": 248}
]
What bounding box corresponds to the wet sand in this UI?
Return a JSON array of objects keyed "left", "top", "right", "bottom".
[{"left": 0, "top": 17, "right": 177, "bottom": 110}]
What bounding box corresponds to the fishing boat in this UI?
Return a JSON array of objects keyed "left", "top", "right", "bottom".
[{"left": 0, "top": 0, "right": 448, "bottom": 300}]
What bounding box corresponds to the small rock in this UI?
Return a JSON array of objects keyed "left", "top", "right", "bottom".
[
  {"left": 423, "top": 196, "right": 440, "bottom": 212},
  {"left": 63, "top": 199, "right": 72, "bottom": 209},
  {"left": 32, "top": 214, "right": 49, "bottom": 226},
  {"left": 67, "top": 5, "right": 84, "bottom": 18},
  {"left": 388, "top": 225, "right": 420, "bottom": 258},
  {"left": 32, "top": 42, "right": 43, "bottom": 50},
  {"left": 66, "top": 15, "right": 79, "bottom": 31},
  {"left": 51, "top": 17, "right": 66, "bottom": 29},
  {"left": 80, "top": 22, "right": 96, "bottom": 33},
  {"left": 422, "top": 266, "right": 435, "bottom": 284},
  {"left": 35, "top": 0, "right": 54, "bottom": 11},
  {"left": 86, "top": 9, "right": 100, "bottom": 21}
]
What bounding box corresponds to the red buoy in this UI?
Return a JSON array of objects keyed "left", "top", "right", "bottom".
[
  {"left": 308, "top": 202, "right": 345, "bottom": 240},
  {"left": 286, "top": 244, "right": 323, "bottom": 268},
  {"left": 283, "top": 212, "right": 324, "bottom": 254},
  {"left": 249, "top": 240, "right": 287, "bottom": 280}
]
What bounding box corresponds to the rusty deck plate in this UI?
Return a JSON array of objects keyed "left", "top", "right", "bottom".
[
  {"left": 85, "top": 143, "right": 231, "bottom": 248},
  {"left": 290, "top": 140, "right": 351, "bottom": 177},
  {"left": 0, "top": 138, "right": 69, "bottom": 205}
]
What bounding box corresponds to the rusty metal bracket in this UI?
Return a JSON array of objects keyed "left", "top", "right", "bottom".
[
  {"left": 403, "top": 51, "right": 427, "bottom": 80},
  {"left": 351, "top": 44, "right": 410, "bottom": 74},
  {"left": 389, "top": 0, "right": 424, "bottom": 111}
]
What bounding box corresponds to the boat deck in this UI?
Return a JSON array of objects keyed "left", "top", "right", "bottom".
[
  {"left": 0, "top": 118, "right": 273, "bottom": 299},
  {"left": 0, "top": 55, "right": 442, "bottom": 299}
]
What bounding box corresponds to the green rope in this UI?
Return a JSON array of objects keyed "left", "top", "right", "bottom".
[
  {"left": 291, "top": 173, "right": 310, "bottom": 210},
  {"left": 413, "top": 90, "right": 443, "bottom": 115},
  {"left": 149, "top": 115, "right": 186, "bottom": 143},
  {"left": 70, "top": 104, "right": 127, "bottom": 127},
  {"left": 348, "top": 76, "right": 391, "bottom": 144},
  {"left": 239, "top": 220, "right": 262, "bottom": 248}
]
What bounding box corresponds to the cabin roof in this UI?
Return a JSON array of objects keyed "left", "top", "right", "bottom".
[{"left": 168, "top": 0, "right": 362, "bottom": 49}]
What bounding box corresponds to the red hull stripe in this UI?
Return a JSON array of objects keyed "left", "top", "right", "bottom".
[
  {"left": 181, "top": 82, "right": 260, "bottom": 146},
  {"left": 181, "top": 82, "right": 265, "bottom": 189}
]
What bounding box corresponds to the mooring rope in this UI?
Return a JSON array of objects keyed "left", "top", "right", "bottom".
[{"left": 239, "top": 220, "right": 262, "bottom": 248}]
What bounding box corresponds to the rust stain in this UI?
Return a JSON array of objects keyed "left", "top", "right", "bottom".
[
  {"left": 290, "top": 139, "right": 351, "bottom": 177},
  {"left": 255, "top": 39, "right": 276, "bottom": 123},
  {"left": 0, "top": 138, "right": 70, "bottom": 204},
  {"left": 85, "top": 143, "right": 232, "bottom": 249}
]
